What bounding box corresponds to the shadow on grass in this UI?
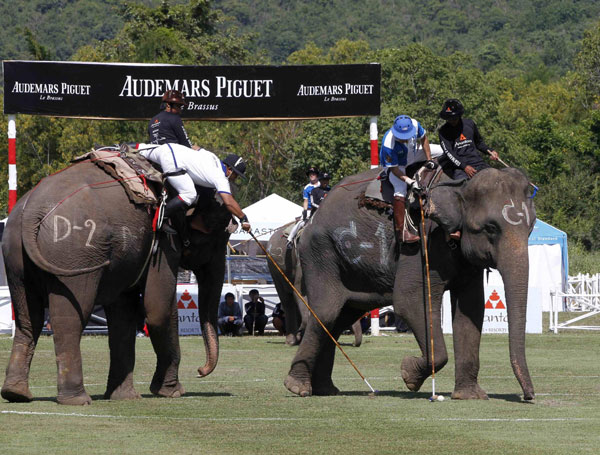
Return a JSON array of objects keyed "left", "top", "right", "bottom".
[
  {"left": 487, "top": 393, "right": 535, "bottom": 404},
  {"left": 139, "top": 391, "right": 232, "bottom": 399}
]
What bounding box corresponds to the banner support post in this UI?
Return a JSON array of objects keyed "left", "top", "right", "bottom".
[
  {"left": 368, "top": 116, "right": 380, "bottom": 335},
  {"left": 8, "top": 115, "right": 17, "bottom": 213},
  {"left": 7, "top": 115, "right": 16, "bottom": 338}
]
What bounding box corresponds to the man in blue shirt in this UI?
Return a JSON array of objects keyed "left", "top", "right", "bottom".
[
  {"left": 288, "top": 166, "right": 320, "bottom": 245},
  {"left": 218, "top": 293, "right": 243, "bottom": 336},
  {"left": 380, "top": 115, "right": 433, "bottom": 243}
]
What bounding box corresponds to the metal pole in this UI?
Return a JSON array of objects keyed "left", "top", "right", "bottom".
[
  {"left": 8, "top": 115, "right": 17, "bottom": 213},
  {"left": 369, "top": 116, "right": 380, "bottom": 336}
]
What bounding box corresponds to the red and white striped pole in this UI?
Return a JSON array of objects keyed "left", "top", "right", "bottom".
[
  {"left": 8, "top": 115, "right": 17, "bottom": 213},
  {"left": 7, "top": 115, "right": 16, "bottom": 338},
  {"left": 369, "top": 116, "right": 380, "bottom": 335}
]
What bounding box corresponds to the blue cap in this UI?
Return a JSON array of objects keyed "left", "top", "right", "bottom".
[{"left": 391, "top": 115, "right": 415, "bottom": 140}]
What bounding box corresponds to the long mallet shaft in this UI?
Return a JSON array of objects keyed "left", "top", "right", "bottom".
[
  {"left": 248, "top": 229, "right": 377, "bottom": 394},
  {"left": 418, "top": 195, "right": 437, "bottom": 399}
]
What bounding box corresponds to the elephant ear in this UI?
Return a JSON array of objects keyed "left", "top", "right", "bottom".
[{"left": 427, "top": 182, "right": 465, "bottom": 234}]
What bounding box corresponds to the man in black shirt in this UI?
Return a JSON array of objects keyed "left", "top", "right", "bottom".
[
  {"left": 438, "top": 99, "right": 499, "bottom": 180},
  {"left": 148, "top": 90, "right": 198, "bottom": 149},
  {"left": 309, "top": 171, "right": 331, "bottom": 215},
  {"left": 244, "top": 289, "right": 268, "bottom": 335}
]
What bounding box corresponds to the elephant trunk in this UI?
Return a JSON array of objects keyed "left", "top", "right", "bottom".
[
  {"left": 198, "top": 320, "right": 218, "bottom": 377},
  {"left": 497, "top": 240, "right": 535, "bottom": 401},
  {"left": 196, "top": 282, "right": 220, "bottom": 377}
]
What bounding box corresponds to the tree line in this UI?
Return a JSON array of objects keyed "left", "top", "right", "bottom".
[{"left": 1, "top": 1, "right": 600, "bottom": 270}]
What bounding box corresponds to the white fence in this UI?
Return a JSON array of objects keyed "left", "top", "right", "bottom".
[{"left": 549, "top": 273, "right": 600, "bottom": 333}]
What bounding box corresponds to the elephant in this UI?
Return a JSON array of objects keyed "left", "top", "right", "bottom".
[
  {"left": 284, "top": 166, "right": 536, "bottom": 401},
  {"left": 1, "top": 159, "right": 232, "bottom": 405},
  {"left": 267, "top": 225, "right": 363, "bottom": 347}
]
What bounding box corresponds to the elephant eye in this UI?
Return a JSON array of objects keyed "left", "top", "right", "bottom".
[{"left": 484, "top": 222, "right": 499, "bottom": 236}]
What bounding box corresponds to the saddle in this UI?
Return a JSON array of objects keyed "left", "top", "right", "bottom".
[
  {"left": 362, "top": 161, "right": 444, "bottom": 208},
  {"left": 73, "top": 145, "right": 163, "bottom": 206},
  {"left": 360, "top": 161, "right": 445, "bottom": 240}
]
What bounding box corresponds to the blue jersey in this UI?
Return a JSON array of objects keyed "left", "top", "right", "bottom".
[
  {"left": 380, "top": 119, "right": 426, "bottom": 167},
  {"left": 303, "top": 182, "right": 320, "bottom": 209}
]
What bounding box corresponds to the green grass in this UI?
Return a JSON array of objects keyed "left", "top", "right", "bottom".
[{"left": 1, "top": 330, "right": 599, "bottom": 455}]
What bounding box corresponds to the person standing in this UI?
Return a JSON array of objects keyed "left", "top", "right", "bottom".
[
  {"left": 437, "top": 98, "right": 499, "bottom": 180},
  {"left": 218, "top": 293, "right": 243, "bottom": 336},
  {"left": 244, "top": 289, "right": 268, "bottom": 335},
  {"left": 148, "top": 90, "right": 198, "bottom": 149},
  {"left": 379, "top": 115, "right": 433, "bottom": 244}
]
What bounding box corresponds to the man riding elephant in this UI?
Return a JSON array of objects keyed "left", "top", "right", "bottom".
[{"left": 379, "top": 115, "right": 434, "bottom": 244}]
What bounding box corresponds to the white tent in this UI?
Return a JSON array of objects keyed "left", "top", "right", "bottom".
[{"left": 229, "top": 193, "right": 302, "bottom": 242}]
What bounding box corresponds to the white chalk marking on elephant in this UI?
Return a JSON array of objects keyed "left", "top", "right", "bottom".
[
  {"left": 120, "top": 226, "right": 137, "bottom": 251},
  {"left": 84, "top": 219, "right": 97, "bottom": 247},
  {"left": 375, "top": 222, "right": 390, "bottom": 265},
  {"left": 53, "top": 215, "right": 71, "bottom": 242},
  {"left": 53, "top": 216, "right": 97, "bottom": 246},
  {"left": 333, "top": 221, "right": 361, "bottom": 264},
  {"left": 502, "top": 199, "right": 530, "bottom": 226}
]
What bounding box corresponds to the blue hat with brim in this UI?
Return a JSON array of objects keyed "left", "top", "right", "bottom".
[{"left": 391, "top": 115, "right": 415, "bottom": 140}]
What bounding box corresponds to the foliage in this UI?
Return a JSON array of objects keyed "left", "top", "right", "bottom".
[{"left": 215, "top": 0, "right": 600, "bottom": 75}]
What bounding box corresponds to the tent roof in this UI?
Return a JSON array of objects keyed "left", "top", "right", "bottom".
[
  {"left": 529, "top": 219, "right": 567, "bottom": 245},
  {"left": 242, "top": 193, "right": 302, "bottom": 224}
]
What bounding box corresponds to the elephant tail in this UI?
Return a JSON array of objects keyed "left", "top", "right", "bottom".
[{"left": 21, "top": 198, "right": 110, "bottom": 277}]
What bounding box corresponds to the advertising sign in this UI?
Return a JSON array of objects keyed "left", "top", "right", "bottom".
[{"left": 3, "top": 61, "right": 380, "bottom": 120}]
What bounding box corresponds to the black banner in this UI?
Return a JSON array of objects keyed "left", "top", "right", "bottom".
[{"left": 3, "top": 61, "right": 380, "bottom": 120}]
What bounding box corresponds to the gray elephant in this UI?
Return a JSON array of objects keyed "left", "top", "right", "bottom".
[
  {"left": 284, "top": 166, "right": 536, "bottom": 400},
  {"left": 267, "top": 226, "right": 363, "bottom": 347},
  {"left": 1, "top": 160, "right": 231, "bottom": 405}
]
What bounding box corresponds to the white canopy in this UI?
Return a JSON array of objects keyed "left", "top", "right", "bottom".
[{"left": 229, "top": 193, "right": 302, "bottom": 242}]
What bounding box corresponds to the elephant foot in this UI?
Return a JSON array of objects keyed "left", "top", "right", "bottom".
[
  {"left": 1, "top": 381, "right": 34, "bottom": 403},
  {"left": 150, "top": 381, "right": 185, "bottom": 398},
  {"left": 57, "top": 392, "right": 92, "bottom": 406},
  {"left": 401, "top": 356, "right": 427, "bottom": 392},
  {"left": 451, "top": 384, "right": 489, "bottom": 400},
  {"left": 284, "top": 374, "right": 312, "bottom": 397},
  {"left": 104, "top": 384, "right": 141, "bottom": 401},
  {"left": 285, "top": 333, "right": 300, "bottom": 346}
]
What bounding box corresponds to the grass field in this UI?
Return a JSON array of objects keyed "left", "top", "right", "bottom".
[{"left": 1, "top": 327, "right": 599, "bottom": 455}]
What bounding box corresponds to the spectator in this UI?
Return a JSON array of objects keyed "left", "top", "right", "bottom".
[
  {"left": 244, "top": 289, "right": 268, "bottom": 335},
  {"left": 218, "top": 292, "right": 243, "bottom": 336},
  {"left": 271, "top": 302, "right": 285, "bottom": 335}
]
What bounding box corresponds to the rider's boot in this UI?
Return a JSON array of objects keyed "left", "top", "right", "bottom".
[
  {"left": 393, "top": 197, "right": 420, "bottom": 244},
  {"left": 163, "top": 196, "right": 191, "bottom": 247}
]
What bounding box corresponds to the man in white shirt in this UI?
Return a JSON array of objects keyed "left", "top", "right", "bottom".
[{"left": 138, "top": 143, "right": 251, "bottom": 234}]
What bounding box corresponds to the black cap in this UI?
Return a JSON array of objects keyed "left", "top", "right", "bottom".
[
  {"left": 223, "top": 154, "right": 246, "bottom": 177},
  {"left": 306, "top": 166, "right": 319, "bottom": 176},
  {"left": 318, "top": 172, "right": 331, "bottom": 180},
  {"left": 439, "top": 99, "right": 464, "bottom": 119}
]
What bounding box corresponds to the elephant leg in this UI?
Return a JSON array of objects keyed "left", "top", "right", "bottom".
[
  {"left": 48, "top": 274, "right": 99, "bottom": 405},
  {"left": 144, "top": 257, "right": 184, "bottom": 398},
  {"left": 351, "top": 319, "right": 363, "bottom": 347},
  {"left": 311, "top": 308, "right": 365, "bottom": 396},
  {"left": 284, "top": 285, "right": 346, "bottom": 397},
  {"left": 103, "top": 290, "right": 141, "bottom": 400},
  {"left": 396, "top": 281, "right": 448, "bottom": 393},
  {"left": 1, "top": 276, "right": 45, "bottom": 403},
  {"left": 450, "top": 278, "right": 488, "bottom": 400},
  {"left": 284, "top": 292, "right": 302, "bottom": 346}
]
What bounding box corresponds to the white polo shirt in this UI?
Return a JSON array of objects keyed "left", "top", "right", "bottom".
[{"left": 140, "top": 143, "right": 232, "bottom": 194}]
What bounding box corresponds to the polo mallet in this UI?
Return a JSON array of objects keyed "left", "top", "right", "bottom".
[
  {"left": 418, "top": 194, "right": 443, "bottom": 402},
  {"left": 248, "top": 229, "right": 377, "bottom": 395}
]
